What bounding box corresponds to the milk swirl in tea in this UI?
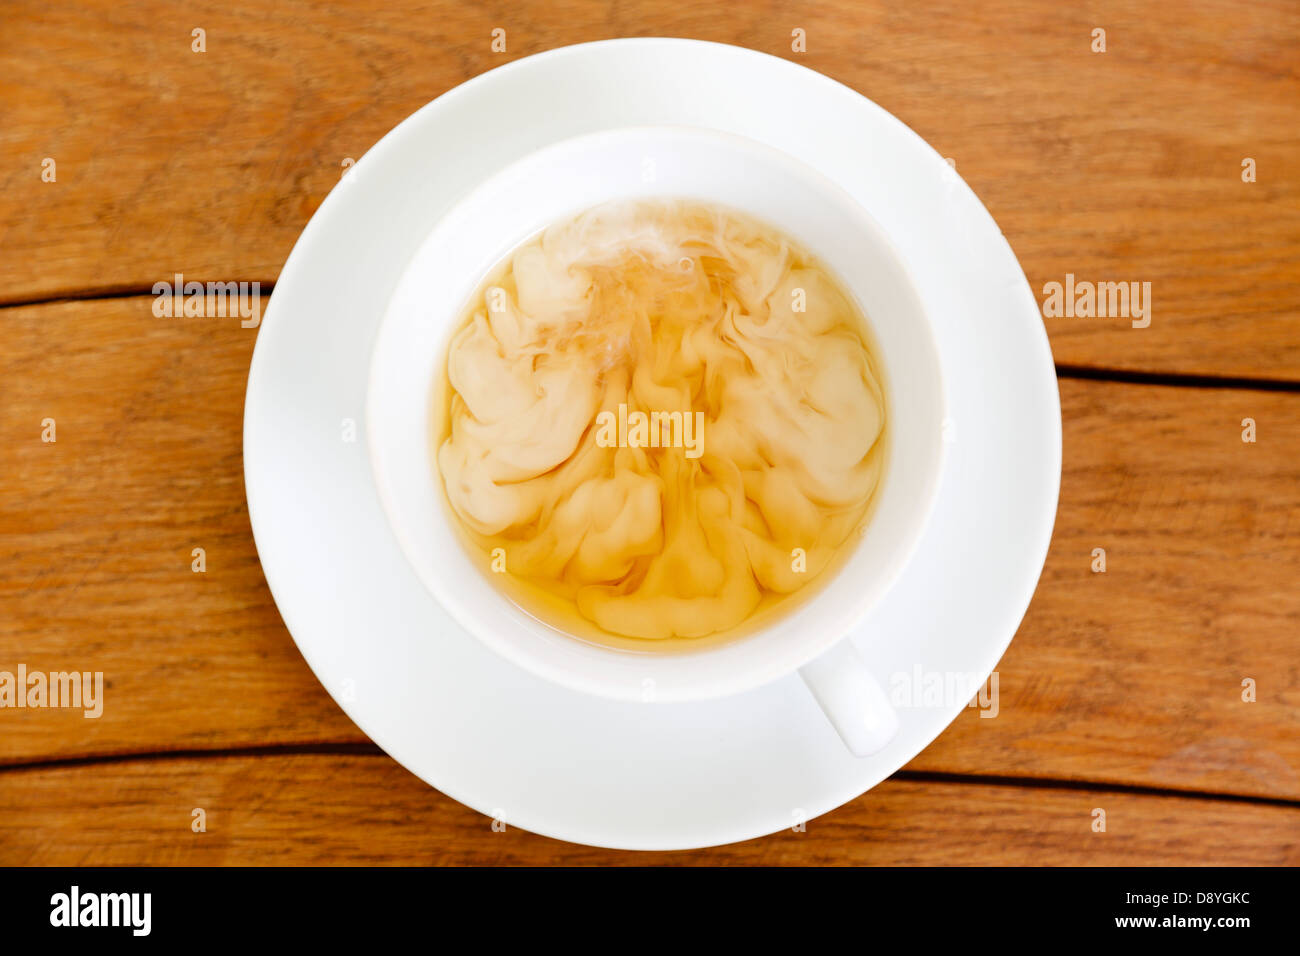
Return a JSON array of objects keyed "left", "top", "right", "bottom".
[{"left": 435, "top": 200, "right": 887, "bottom": 647}]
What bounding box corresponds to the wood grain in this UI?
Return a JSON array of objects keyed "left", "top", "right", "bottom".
[
  {"left": 0, "top": 754, "right": 1294, "bottom": 865},
  {"left": 3, "top": 0, "right": 1298, "bottom": 865},
  {"left": 1, "top": 295, "right": 1296, "bottom": 804},
  {"left": 2, "top": 0, "right": 1297, "bottom": 377},
  {"left": 908, "top": 374, "right": 1300, "bottom": 798},
  {"left": 0, "top": 297, "right": 357, "bottom": 757}
]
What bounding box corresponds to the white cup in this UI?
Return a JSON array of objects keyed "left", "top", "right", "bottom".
[{"left": 367, "top": 126, "right": 946, "bottom": 755}]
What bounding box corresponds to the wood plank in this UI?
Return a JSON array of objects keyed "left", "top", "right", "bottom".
[
  {"left": 3, "top": 0, "right": 1297, "bottom": 376},
  {"left": 1, "top": 295, "right": 1297, "bottom": 799},
  {"left": 0, "top": 297, "right": 361, "bottom": 754},
  {"left": 0, "top": 754, "right": 1294, "bottom": 864},
  {"left": 908, "top": 378, "right": 1300, "bottom": 796}
]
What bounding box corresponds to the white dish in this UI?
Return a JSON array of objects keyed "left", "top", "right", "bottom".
[{"left": 244, "top": 38, "right": 1060, "bottom": 850}]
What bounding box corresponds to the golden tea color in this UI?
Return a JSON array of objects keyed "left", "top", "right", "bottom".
[{"left": 434, "top": 200, "right": 887, "bottom": 647}]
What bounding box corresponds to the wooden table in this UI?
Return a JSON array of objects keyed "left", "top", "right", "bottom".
[{"left": 2, "top": 0, "right": 1297, "bottom": 865}]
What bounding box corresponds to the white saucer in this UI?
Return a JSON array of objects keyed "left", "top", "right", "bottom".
[{"left": 244, "top": 38, "right": 1060, "bottom": 851}]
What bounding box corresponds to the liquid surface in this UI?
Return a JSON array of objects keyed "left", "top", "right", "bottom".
[{"left": 435, "top": 200, "right": 886, "bottom": 645}]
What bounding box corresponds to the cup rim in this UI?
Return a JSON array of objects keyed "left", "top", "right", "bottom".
[{"left": 366, "top": 123, "right": 948, "bottom": 702}]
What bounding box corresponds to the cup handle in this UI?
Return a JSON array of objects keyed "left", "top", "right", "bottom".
[{"left": 798, "top": 639, "right": 899, "bottom": 756}]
